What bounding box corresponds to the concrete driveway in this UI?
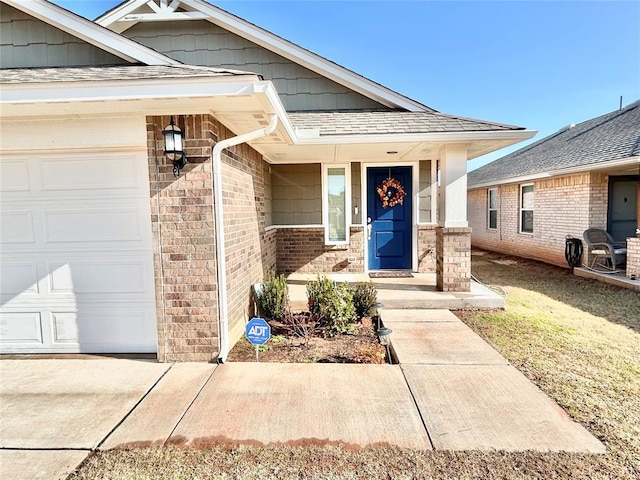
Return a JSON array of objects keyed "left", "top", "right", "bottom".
[{"left": 0, "top": 358, "right": 170, "bottom": 480}]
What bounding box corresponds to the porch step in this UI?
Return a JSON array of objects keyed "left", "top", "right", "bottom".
[{"left": 286, "top": 273, "right": 505, "bottom": 311}]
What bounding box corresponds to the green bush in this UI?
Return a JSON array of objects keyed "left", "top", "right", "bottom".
[
  {"left": 306, "top": 275, "right": 357, "bottom": 335},
  {"left": 352, "top": 282, "right": 378, "bottom": 319},
  {"left": 306, "top": 274, "right": 336, "bottom": 316},
  {"left": 258, "top": 270, "right": 289, "bottom": 319}
]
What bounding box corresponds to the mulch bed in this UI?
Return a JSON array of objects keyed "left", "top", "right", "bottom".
[{"left": 227, "top": 316, "right": 388, "bottom": 364}]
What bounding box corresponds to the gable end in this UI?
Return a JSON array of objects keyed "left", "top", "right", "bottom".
[{"left": 0, "top": 3, "right": 130, "bottom": 68}]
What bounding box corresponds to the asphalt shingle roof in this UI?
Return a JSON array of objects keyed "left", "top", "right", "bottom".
[
  {"left": 288, "top": 111, "right": 524, "bottom": 136},
  {"left": 468, "top": 102, "right": 640, "bottom": 187},
  {"left": 0, "top": 64, "right": 259, "bottom": 84}
]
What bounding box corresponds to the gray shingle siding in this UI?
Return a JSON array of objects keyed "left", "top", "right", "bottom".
[
  {"left": 0, "top": 3, "right": 129, "bottom": 68},
  {"left": 468, "top": 102, "right": 640, "bottom": 187},
  {"left": 124, "top": 20, "right": 387, "bottom": 112}
]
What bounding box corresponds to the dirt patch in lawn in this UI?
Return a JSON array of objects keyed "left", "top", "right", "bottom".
[{"left": 227, "top": 316, "right": 388, "bottom": 364}]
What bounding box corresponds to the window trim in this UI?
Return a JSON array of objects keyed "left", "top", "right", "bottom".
[
  {"left": 487, "top": 187, "right": 498, "bottom": 230},
  {"left": 519, "top": 183, "right": 534, "bottom": 234},
  {"left": 322, "top": 164, "right": 351, "bottom": 245}
]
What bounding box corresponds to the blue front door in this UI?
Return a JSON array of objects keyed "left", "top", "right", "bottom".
[{"left": 367, "top": 166, "right": 412, "bottom": 270}]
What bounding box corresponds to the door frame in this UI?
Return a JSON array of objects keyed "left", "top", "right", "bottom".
[
  {"left": 361, "top": 162, "right": 418, "bottom": 272},
  {"left": 607, "top": 174, "right": 639, "bottom": 241}
]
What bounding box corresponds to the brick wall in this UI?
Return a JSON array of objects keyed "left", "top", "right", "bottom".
[
  {"left": 436, "top": 227, "right": 471, "bottom": 292},
  {"left": 218, "top": 124, "right": 273, "bottom": 346},
  {"left": 147, "top": 114, "right": 219, "bottom": 362},
  {"left": 468, "top": 173, "right": 609, "bottom": 267},
  {"left": 418, "top": 224, "right": 437, "bottom": 272},
  {"left": 147, "top": 114, "right": 274, "bottom": 361},
  {"left": 276, "top": 226, "right": 364, "bottom": 273},
  {"left": 626, "top": 237, "right": 640, "bottom": 279}
]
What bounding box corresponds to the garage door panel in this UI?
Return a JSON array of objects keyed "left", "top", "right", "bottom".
[
  {"left": 40, "top": 155, "right": 140, "bottom": 192},
  {"left": 49, "top": 260, "right": 149, "bottom": 294},
  {"left": 50, "top": 308, "right": 155, "bottom": 349},
  {"left": 0, "top": 262, "right": 39, "bottom": 295},
  {"left": 0, "top": 211, "right": 35, "bottom": 243},
  {"left": 0, "top": 158, "right": 30, "bottom": 192},
  {"left": 0, "top": 312, "right": 43, "bottom": 344},
  {"left": 44, "top": 208, "right": 145, "bottom": 244}
]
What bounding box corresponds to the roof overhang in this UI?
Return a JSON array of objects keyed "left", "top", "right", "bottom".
[
  {"left": 1, "top": 72, "right": 535, "bottom": 164},
  {"left": 4, "top": 0, "right": 179, "bottom": 65},
  {"left": 469, "top": 157, "right": 640, "bottom": 189}
]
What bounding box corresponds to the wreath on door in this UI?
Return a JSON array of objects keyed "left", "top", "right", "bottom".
[{"left": 376, "top": 177, "right": 406, "bottom": 209}]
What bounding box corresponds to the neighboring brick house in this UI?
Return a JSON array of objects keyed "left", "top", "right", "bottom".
[
  {"left": 468, "top": 102, "right": 640, "bottom": 269},
  {"left": 0, "top": 0, "right": 535, "bottom": 361}
]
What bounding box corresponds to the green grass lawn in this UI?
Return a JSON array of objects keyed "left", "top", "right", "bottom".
[
  {"left": 457, "top": 249, "right": 640, "bottom": 477},
  {"left": 69, "top": 249, "right": 640, "bottom": 479}
]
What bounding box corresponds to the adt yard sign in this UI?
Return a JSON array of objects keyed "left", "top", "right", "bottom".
[{"left": 245, "top": 317, "right": 271, "bottom": 345}]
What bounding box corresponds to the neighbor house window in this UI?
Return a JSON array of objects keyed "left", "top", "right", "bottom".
[
  {"left": 323, "top": 165, "right": 350, "bottom": 244},
  {"left": 488, "top": 188, "right": 498, "bottom": 230},
  {"left": 520, "top": 184, "right": 534, "bottom": 233}
]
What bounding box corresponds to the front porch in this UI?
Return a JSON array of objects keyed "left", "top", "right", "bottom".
[
  {"left": 286, "top": 272, "right": 505, "bottom": 311},
  {"left": 573, "top": 267, "right": 640, "bottom": 292}
]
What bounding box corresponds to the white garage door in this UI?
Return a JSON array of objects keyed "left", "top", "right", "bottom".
[{"left": 0, "top": 151, "right": 157, "bottom": 353}]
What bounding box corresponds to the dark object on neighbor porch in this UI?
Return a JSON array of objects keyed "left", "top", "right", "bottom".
[
  {"left": 582, "top": 228, "right": 627, "bottom": 271},
  {"left": 564, "top": 235, "right": 583, "bottom": 268},
  {"left": 369, "top": 271, "right": 413, "bottom": 279}
]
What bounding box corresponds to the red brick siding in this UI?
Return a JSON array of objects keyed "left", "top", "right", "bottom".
[
  {"left": 626, "top": 238, "right": 640, "bottom": 279},
  {"left": 147, "top": 115, "right": 274, "bottom": 361},
  {"left": 418, "top": 224, "right": 437, "bottom": 272},
  {"left": 147, "top": 115, "right": 219, "bottom": 362},
  {"left": 218, "top": 124, "right": 273, "bottom": 346},
  {"left": 276, "top": 227, "right": 365, "bottom": 273},
  {"left": 436, "top": 227, "right": 471, "bottom": 292},
  {"left": 468, "top": 173, "right": 609, "bottom": 267}
]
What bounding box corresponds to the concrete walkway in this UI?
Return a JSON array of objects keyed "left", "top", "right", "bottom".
[
  {"left": 382, "top": 309, "right": 605, "bottom": 452},
  {"left": 0, "top": 309, "right": 605, "bottom": 479}
]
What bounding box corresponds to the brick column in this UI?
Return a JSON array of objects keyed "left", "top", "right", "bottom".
[
  {"left": 147, "top": 114, "right": 219, "bottom": 362},
  {"left": 436, "top": 227, "right": 471, "bottom": 292},
  {"left": 626, "top": 237, "right": 640, "bottom": 280}
]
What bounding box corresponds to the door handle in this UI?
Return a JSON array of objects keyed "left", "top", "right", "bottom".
[{"left": 367, "top": 223, "right": 372, "bottom": 241}]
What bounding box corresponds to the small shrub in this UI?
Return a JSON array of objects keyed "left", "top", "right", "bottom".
[
  {"left": 280, "top": 311, "right": 320, "bottom": 345},
  {"left": 306, "top": 275, "right": 357, "bottom": 336},
  {"left": 352, "top": 282, "right": 378, "bottom": 319},
  {"left": 306, "top": 275, "right": 336, "bottom": 315},
  {"left": 321, "top": 283, "right": 357, "bottom": 336},
  {"left": 258, "top": 270, "right": 289, "bottom": 319}
]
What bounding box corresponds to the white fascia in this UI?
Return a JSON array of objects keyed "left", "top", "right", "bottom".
[
  {"left": 4, "top": 0, "right": 178, "bottom": 66},
  {"left": 468, "top": 156, "right": 640, "bottom": 190},
  {"left": 0, "top": 75, "right": 262, "bottom": 105},
  {"left": 294, "top": 129, "right": 538, "bottom": 146}
]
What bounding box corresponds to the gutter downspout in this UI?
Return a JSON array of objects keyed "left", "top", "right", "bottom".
[{"left": 212, "top": 114, "right": 278, "bottom": 363}]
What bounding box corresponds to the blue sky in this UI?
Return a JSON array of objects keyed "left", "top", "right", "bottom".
[{"left": 52, "top": 0, "right": 640, "bottom": 171}]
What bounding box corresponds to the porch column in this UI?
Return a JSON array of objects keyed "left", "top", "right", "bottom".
[{"left": 436, "top": 144, "right": 471, "bottom": 292}]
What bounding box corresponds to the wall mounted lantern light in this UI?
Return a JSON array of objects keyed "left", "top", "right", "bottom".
[{"left": 163, "top": 117, "right": 187, "bottom": 177}]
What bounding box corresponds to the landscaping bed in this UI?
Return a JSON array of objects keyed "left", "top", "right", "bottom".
[
  {"left": 228, "top": 273, "right": 388, "bottom": 364},
  {"left": 227, "top": 315, "right": 386, "bottom": 364}
]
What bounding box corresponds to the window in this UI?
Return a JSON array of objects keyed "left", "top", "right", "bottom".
[
  {"left": 323, "top": 165, "right": 350, "bottom": 244},
  {"left": 488, "top": 188, "right": 498, "bottom": 230},
  {"left": 520, "top": 184, "right": 534, "bottom": 233}
]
